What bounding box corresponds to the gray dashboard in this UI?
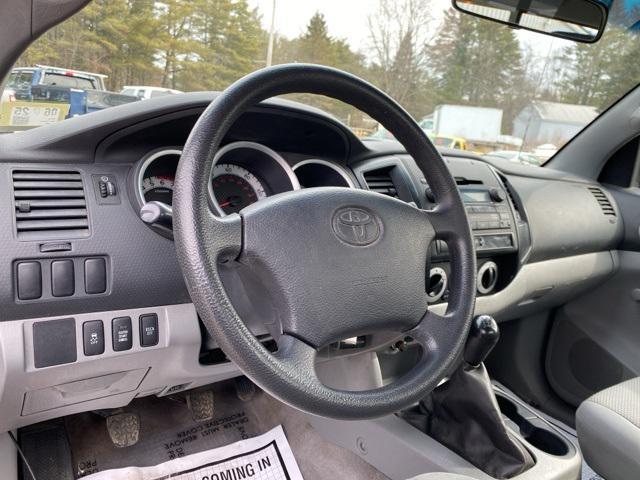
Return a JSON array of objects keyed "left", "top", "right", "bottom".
[
  {"left": 0, "top": 94, "right": 623, "bottom": 321},
  {"left": 0, "top": 93, "right": 625, "bottom": 433}
]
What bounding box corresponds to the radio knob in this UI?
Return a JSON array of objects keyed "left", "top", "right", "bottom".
[
  {"left": 489, "top": 188, "right": 506, "bottom": 202},
  {"left": 424, "top": 186, "right": 435, "bottom": 203}
]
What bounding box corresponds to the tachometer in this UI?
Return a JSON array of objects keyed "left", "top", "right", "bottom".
[
  {"left": 211, "top": 163, "right": 267, "bottom": 214},
  {"left": 142, "top": 175, "right": 175, "bottom": 205}
]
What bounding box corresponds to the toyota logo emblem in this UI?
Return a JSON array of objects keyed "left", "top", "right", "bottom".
[{"left": 332, "top": 207, "right": 382, "bottom": 246}]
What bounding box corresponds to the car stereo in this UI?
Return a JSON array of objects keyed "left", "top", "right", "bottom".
[{"left": 460, "top": 185, "right": 517, "bottom": 253}]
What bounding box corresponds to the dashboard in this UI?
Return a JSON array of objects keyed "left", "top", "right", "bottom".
[{"left": 0, "top": 92, "right": 625, "bottom": 433}]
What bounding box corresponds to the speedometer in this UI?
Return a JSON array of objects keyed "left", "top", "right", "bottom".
[{"left": 211, "top": 163, "right": 267, "bottom": 215}]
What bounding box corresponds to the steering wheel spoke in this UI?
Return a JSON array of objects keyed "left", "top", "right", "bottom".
[
  {"left": 274, "top": 335, "right": 319, "bottom": 376},
  {"left": 203, "top": 210, "right": 243, "bottom": 263}
]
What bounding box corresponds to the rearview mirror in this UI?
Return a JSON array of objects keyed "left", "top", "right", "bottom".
[{"left": 452, "top": 0, "right": 608, "bottom": 43}]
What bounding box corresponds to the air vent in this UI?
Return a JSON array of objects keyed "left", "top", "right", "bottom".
[
  {"left": 455, "top": 177, "right": 483, "bottom": 186},
  {"left": 12, "top": 170, "right": 89, "bottom": 240},
  {"left": 363, "top": 167, "right": 398, "bottom": 198},
  {"left": 497, "top": 174, "right": 521, "bottom": 219},
  {"left": 588, "top": 186, "right": 616, "bottom": 217}
]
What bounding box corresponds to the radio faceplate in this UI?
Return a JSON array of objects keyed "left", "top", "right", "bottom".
[{"left": 462, "top": 185, "right": 517, "bottom": 253}]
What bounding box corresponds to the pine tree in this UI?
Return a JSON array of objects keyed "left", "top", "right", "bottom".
[{"left": 426, "top": 9, "right": 529, "bottom": 131}]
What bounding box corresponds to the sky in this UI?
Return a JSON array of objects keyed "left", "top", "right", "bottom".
[
  {"left": 248, "top": 0, "right": 569, "bottom": 60},
  {"left": 249, "top": 0, "right": 379, "bottom": 53}
]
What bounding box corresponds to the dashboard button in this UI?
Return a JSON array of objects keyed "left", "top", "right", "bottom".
[
  {"left": 139, "top": 314, "right": 159, "bottom": 347},
  {"left": 84, "top": 258, "right": 106, "bottom": 294},
  {"left": 83, "top": 320, "right": 105, "bottom": 356},
  {"left": 112, "top": 317, "right": 132, "bottom": 351},
  {"left": 17, "top": 261, "right": 42, "bottom": 300},
  {"left": 51, "top": 260, "right": 75, "bottom": 297}
]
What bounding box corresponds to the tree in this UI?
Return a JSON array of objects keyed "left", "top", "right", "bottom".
[
  {"left": 176, "top": 0, "right": 263, "bottom": 91},
  {"left": 367, "top": 0, "right": 435, "bottom": 111},
  {"left": 270, "top": 12, "right": 366, "bottom": 121},
  {"left": 426, "top": 9, "right": 529, "bottom": 131}
]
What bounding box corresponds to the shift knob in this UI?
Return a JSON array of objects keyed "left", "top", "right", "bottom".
[{"left": 464, "top": 315, "right": 500, "bottom": 367}]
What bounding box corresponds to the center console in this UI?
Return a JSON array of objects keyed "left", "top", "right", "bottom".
[
  {"left": 353, "top": 154, "right": 524, "bottom": 306},
  {"left": 310, "top": 316, "right": 580, "bottom": 480}
]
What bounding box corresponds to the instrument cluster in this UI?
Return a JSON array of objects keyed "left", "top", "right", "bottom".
[{"left": 135, "top": 141, "right": 354, "bottom": 217}]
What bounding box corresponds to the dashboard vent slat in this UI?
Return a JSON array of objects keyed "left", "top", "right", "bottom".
[
  {"left": 13, "top": 180, "right": 84, "bottom": 190},
  {"left": 588, "top": 187, "right": 616, "bottom": 217},
  {"left": 363, "top": 167, "right": 398, "bottom": 198},
  {"left": 12, "top": 169, "right": 90, "bottom": 240},
  {"left": 12, "top": 171, "right": 82, "bottom": 181}
]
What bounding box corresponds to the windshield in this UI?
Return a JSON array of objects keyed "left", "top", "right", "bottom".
[{"left": 1, "top": 0, "right": 639, "bottom": 166}]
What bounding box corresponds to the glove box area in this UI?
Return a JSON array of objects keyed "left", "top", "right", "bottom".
[{"left": 21, "top": 368, "right": 149, "bottom": 416}]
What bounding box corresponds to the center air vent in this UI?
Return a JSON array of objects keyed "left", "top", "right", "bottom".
[
  {"left": 587, "top": 186, "right": 616, "bottom": 217},
  {"left": 12, "top": 170, "right": 89, "bottom": 241},
  {"left": 363, "top": 167, "right": 398, "bottom": 198}
]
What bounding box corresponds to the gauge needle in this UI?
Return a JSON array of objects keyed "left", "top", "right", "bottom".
[{"left": 218, "top": 196, "right": 241, "bottom": 208}]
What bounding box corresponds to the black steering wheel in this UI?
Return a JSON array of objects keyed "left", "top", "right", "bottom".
[{"left": 173, "top": 64, "right": 476, "bottom": 420}]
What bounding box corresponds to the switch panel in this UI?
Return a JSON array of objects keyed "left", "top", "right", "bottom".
[
  {"left": 83, "top": 320, "right": 105, "bottom": 356},
  {"left": 15, "top": 256, "right": 108, "bottom": 302},
  {"left": 139, "top": 314, "right": 159, "bottom": 347}
]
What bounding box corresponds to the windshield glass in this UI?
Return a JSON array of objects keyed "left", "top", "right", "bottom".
[{"left": 1, "top": 0, "right": 639, "bottom": 166}]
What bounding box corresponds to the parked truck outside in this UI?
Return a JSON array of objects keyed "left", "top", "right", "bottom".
[
  {"left": 426, "top": 104, "right": 503, "bottom": 144},
  {"left": 0, "top": 65, "right": 138, "bottom": 131}
]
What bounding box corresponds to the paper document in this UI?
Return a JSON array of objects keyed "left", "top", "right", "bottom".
[{"left": 84, "top": 425, "right": 303, "bottom": 480}]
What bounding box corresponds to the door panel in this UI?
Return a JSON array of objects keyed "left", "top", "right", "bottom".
[{"left": 545, "top": 254, "right": 639, "bottom": 406}]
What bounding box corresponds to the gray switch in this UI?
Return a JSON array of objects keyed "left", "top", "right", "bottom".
[
  {"left": 83, "top": 320, "right": 105, "bottom": 356},
  {"left": 51, "top": 260, "right": 75, "bottom": 297},
  {"left": 84, "top": 258, "right": 106, "bottom": 294},
  {"left": 139, "top": 314, "right": 158, "bottom": 347},
  {"left": 17, "top": 261, "right": 42, "bottom": 300}
]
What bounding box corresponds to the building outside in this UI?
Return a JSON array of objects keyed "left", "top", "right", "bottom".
[{"left": 513, "top": 101, "right": 599, "bottom": 147}]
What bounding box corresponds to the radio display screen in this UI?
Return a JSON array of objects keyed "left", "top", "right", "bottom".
[{"left": 461, "top": 189, "right": 490, "bottom": 203}]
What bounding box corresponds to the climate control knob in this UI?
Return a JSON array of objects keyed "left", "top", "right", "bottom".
[{"left": 489, "top": 187, "right": 506, "bottom": 202}]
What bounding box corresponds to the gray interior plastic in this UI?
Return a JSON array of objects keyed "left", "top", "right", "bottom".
[{"left": 546, "top": 250, "right": 640, "bottom": 406}]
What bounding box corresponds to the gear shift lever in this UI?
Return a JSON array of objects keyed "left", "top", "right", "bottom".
[
  {"left": 464, "top": 314, "right": 500, "bottom": 367},
  {"left": 405, "top": 315, "right": 534, "bottom": 479}
]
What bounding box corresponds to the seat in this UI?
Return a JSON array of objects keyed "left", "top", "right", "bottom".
[
  {"left": 408, "top": 474, "right": 478, "bottom": 480},
  {"left": 576, "top": 377, "right": 640, "bottom": 480}
]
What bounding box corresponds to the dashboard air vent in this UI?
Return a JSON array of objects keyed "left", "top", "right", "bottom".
[
  {"left": 497, "top": 173, "right": 521, "bottom": 220},
  {"left": 588, "top": 186, "right": 616, "bottom": 217},
  {"left": 12, "top": 170, "right": 89, "bottom": 240},
  {"left": 363, "top": 167, "right": 398, "bottom": 198}
]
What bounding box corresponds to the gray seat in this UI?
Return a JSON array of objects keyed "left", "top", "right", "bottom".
[
  {"left": 577, "top": 377, "right": 640, "bottom": 480},
  {"left": 408, "top": 474, "right": 478, "bottom": 480}
]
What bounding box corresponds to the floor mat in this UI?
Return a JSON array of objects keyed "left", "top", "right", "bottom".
[{"left": 62, "top": 385, "right": 388, "bottom": 480}]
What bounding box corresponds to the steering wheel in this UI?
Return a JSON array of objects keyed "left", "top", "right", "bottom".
[{"left": 173, "top": 64, "right": 476, "bottom": 420}]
